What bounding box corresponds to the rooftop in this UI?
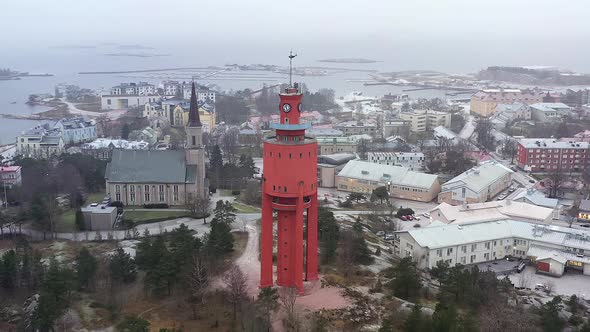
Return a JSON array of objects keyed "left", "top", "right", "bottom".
[
  {"left": 83, "top": 138, "right": 149, "bottom": 150},
  {"left": 400, "top": 219, "right": 590, "bottom": 250},
  {"left": 512, "top": 188, "right": 558, "bottom": 209},
  {"left": 519, "top": 138, "right": 589, "bottom": 149},
  {"left": 442, "top": 161, "right": 512, "bottom": 193},
  {"left": 0, "top": 166, "right": 21, "bottom": 172},
  {"left": 580, "top": 200, "right": 590, "bottom": 212},
  {"left": 433, "top": 126, "right": 458, "bottom": 140},
  {"left": 431, "top": 200, "right": 554, "bottom": 224},
  {"left": 337, "top": 160, "right": 438, "bottom": 189},
  {"left": 106, "top": 150, "right": 193, "bottom": 184},
  {"left": 318, "top": 153, "right": 357, "bottom": 165},
  {"left": 81, "top": 204, "right": 117, "bottom": 214},
  {"left": 530, "top": 103, "right": 571, "bottom": 113}
]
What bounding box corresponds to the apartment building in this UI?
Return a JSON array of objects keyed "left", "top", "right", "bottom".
[
  {"left": 110, "top": 82, "right": 155, "bottom": 96},
  {"left": 530, "top": 103, "right": 572, "bottom": 122},
  {"left": 516, "top": 138, "right": 590, "bottom": 172},
  {"left": 471, "top": 89, "right": 542, "bottom": 117},
  {"left": 334, "top": 121, "right": 377, "bottom": 136},
  {"left": 0, "top": 166, "right": 22, "bottom": 188},
  {"left": 316, "top": 136, "right": 359, "bottom": 155},
  {"left": 16, "top": 126, "right": 65, "bottom": 159},
  {"left": 399, "top": 110, "right": 451, "bottom": 133}
]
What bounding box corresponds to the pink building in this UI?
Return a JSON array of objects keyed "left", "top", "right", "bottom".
[{"left": 0, "top": 166, "right": 22, "bottom": 187}]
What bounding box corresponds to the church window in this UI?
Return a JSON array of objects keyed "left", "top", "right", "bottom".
[
  {"left": 144, "top": 185, "right": 150, "bottom": 202},
  {"left": 192, "top": 136, "right": 196, "bottom": 145},
  {"left": 173, "top": 185, "right": 179, "bottom": 201},
  {"left": 130, "top": 185, "right": 135, "bottom": 202},
  {"left": 115, "top": 185, "right": 121, "bottom": 202},
  {"left": 159, "top": 185, "right": 165, "bottom": 202}
]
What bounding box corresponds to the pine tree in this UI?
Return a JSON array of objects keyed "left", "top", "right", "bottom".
[
  {"left": 109, "top": 248, "right": 137, "bottom": 284},
  {"left": 238, "top": 154, "right": 256, "bottom": 178},
  {"left": 33, "top": 259, "right": 74, "bottom": 331},
  {"left": 318, "top": 207, "right": 339, "bottom": 264},
  {"left": 0, "top": 250, "right": 18, "bottom": 289},
  {"left": 209, "top": 145, "right": 224, "bottom": 188},
  {"left": 75, "top": 208, "right": 85, "bottom": 231},
  {"left": 121, "top": 123, "right": 131, "bottom": 140},
  {"left": 390, "top": 257, "right": 422, "bottom": 301},
  {"left": 76, "top": 247, "right": 97, "bottom": 290}
]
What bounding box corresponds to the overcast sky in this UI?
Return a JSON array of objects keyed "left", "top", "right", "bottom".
[{"left": 2, "top": 0, "right": 589, "bottom": 72}]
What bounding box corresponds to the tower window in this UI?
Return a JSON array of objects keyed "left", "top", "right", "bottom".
[
  {"left": 289, "top": 153, "right": 292, "bottom": 159},
  {"left": 279, "top": 153, "right": 281, "bottom": 158},
  {"left": 300, "top": 153, "right": 302, "bottom": 158},
  {"left": 284, "top": 187, "right": 287, "bottom": 192},
  {"left": 192, "top": 136, "right": 196, "bottom": 145}
]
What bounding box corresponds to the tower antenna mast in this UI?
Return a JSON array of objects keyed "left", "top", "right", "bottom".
[{"left": 289, "top": 50, "right": 297, "bottom": 87}]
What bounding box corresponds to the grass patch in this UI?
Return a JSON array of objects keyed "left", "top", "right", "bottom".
[
  {"left": 86, "top": 192, "right": 106, "bottom": 204},
  {"left": 56, "top": 209, "right": 76, "bottom": 232},
  {"left": 231, "top": 202, "right": 260, "bottom": 213},
  {"left": 124, "top": 210, "right": 189, "bottom": 222}
]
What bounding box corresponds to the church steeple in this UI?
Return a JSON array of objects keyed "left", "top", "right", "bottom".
[{"left": 188, "top": 81, "right": 201, "bottom": 127}]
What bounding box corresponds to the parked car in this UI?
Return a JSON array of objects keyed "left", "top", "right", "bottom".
[
  {"left": 413, "top": 224, "right": 421, "bottom": 228},
  {"left": 423, "top": 212, "right": 431, "bottom": 218},
  {"left": 376, "top": 231, "right": 385, "bottom": 237},
  {"left": 581, "top": 224, "right": 590, "bottom": 228},
  {"left": 529, "top": 179, "right": 536, "bottom": 184},
  {"left": 406, "top": 215, "right": 414, "bottom": 221},
  {"left": 413, "top": 216, "right": 421, "bottom": 220},
  {"left": 400, "top": 215, "right": 408, "bottom": 221}
]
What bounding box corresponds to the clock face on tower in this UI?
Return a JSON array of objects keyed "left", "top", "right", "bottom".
[{"left": 282, "top": 103, "right": 292, "bottom": 113}]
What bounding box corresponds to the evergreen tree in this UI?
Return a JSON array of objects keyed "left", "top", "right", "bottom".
[
  {"left": 371, "top": 186, "right": 390, "bottom": 204},
  {"left": 351, "top": 236, "right": 374, "bottom": 265},
  {"left": 0, "top": 250, "right": 18, "bottom": 289},
  {"left": 75, "top": 208, "right": 85, "bottom": 231},
  {"left": 318, "top": 207, "right": 339, "bottom": 264},
  {"left": 256, "top": 287, "right": 280, "bottom": 329},
  {"left": 389, "top": 257, "right": 422, "bottom": 301},
  {"left": 540, "top": 296, "right": 564, "bottom": 332},
  {"left": 432, "top": 302, "right": 458, "bottom": 332},
  {"left": 33, "top": 259, "right": 74, "bottom": 331},
  {"left": 209, "top": 145, "right": 224, "bottom": 188},
  {"left": 121, "top": 123, "right": 131, "bottom": 140},
  {"left": 76, "top": 247, "right": 97, "bottom": 290},
  {"left": 403, "top": 304, "right": 430, "bottom": 332},
  {"left": 238, "top": 154, "right": 256, "bottom": 178},
  {"left": 109, "top": 248, "right": 137, "bottom": 283},
  {"left": 206, "top": 218, "right": 234, "bottom": 255},
  {"left": 169, "top": 224, "right": 201, "bottom": 271}
]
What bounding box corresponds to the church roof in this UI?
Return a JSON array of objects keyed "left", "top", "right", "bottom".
[
  {"left": 106, "top": 150, "right": 195, "bottom": 183},
  {"left": 187, "top": 82, "right": 202, "bottom": 127}
]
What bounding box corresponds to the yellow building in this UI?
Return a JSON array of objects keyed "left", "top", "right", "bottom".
[
  {"left": 171, "top": 104, "right": 216, "bottom": 133},
  {"left": 471, "top": 89, "right": 542, "bottom": 117}
]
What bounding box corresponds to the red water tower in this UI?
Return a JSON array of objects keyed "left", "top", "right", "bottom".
[{"left": 260, "top": 72, "right": 318, "bottom": 294}]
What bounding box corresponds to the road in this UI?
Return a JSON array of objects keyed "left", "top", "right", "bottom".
[
  {"left": 1, "top": 213, "right": 261, "bottom": 242},
  {"left": 61, "top": 99, "right": 126, "bottom": 120}
]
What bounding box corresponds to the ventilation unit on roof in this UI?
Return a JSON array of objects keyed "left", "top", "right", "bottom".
[{"left": 361, "top": 170, "right": 369, "bottom": 175}]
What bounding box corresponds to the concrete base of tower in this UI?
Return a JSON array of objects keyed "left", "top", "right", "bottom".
[{"left": 306, "top": 273, "right": 319, "bottom": 281}]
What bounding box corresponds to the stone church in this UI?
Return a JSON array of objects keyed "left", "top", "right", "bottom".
[{"left": 105, "top": 82, "right": 207, "bottom": 206}]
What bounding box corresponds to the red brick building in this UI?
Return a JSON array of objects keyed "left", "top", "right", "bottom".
[{"left": 516, "top": 138, "right": 590, "bottom": 172}]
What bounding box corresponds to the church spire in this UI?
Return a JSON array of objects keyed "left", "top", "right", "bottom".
[{"left": 188, "top": 81, "right": 201, "bottom": 127}]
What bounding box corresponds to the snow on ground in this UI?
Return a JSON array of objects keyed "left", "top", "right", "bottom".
[{"left": 508, "top": 266, "right": 590, "bottom": 300}]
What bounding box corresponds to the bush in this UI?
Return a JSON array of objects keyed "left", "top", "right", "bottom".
[
  {"left": 339, "top": 199, "right": 353, "bottom": 208},
  {"left": 142, "top": 203, "right": 169, "bottom": 209},
  {"left": 110, "top": 201, "right": 124, "bottom": 208},
  {"left": 231, "top": 190, "right": 241, "bottom": 195}
]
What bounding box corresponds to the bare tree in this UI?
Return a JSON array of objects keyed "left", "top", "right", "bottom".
[
  {"left": 479, "top": 298, "right": 536, "bottom": 332},
  {"left": 188, "top": 196, "right": 211, "bottom": 224},
  {"left": 548, "top": 168, "right": 563, "bottom": 198},
  {"left": 501, "top": 138, "right": 518, "bottom": 164},
  {"left": 279, "top": 286, "right": 299, "bottom": 330},
  {"left": 223, "top": 264, "right": 248, "bottom": 321},
  {"left": 221, "top": 127, "right": 240, "bottom": 164},
  {"left": 96, "top": 114, "right": 113, "bottom": 137},
  {"left": 567, "top": 201, "right": 580, "bottom": 228},
  {"left": 545, "top": 280, "right": 555, "bottom": 294},
  {"left": 476, "top": 117, "right": 495, "bottom": 150},
  {"left": 187, "top": 253, "right": 209, "bottom": 319}
]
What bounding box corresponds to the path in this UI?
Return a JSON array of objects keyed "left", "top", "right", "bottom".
[
  {"left": 61, "top": 99, "right": 126, "bottom": 120},
  {"left": 2, "top": 213, "right": 261, "bottom": 242}
]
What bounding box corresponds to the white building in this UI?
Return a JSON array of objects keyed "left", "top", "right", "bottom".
[
  {"left": 395, "top": 219, "right": 590, "bottom": 276},
  {"left": 512, "top": 188, "right": 560, "bottom": 219},
  {"left": 16, "top": 126, "right": 65, "bottom": 159},
  {"left": 53, "top": 117, "right": 97, "bottom": 144},
  {"left": 101, "top": 95, "right": 160, "bottom": 110},
  {"left": 430, "top": 200, "right": 555, "bottom": 225},
  {"left": 438, "top": 161, "right": 513, "bottom": 205},
  {"left": 110, "top": 82, "right": 155, "bottom": 96},
  {"left": 530, "top": 103, "right": 572, "bottom": 122},
  {"left": 490, "top": 103, "right": 531, "bottom": 129},
  {"left": 399, "top": 109, "right": 452, "bottom": 133},
  {"left": 367, "top": 152, "right": 425, "bottom": 171}
]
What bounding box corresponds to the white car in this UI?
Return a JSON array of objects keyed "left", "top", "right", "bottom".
[
  {"left": 422, "top": 212, "right": 431, "bottom": 218},
  {"left": 413, "top": 216, "right": 421, "bottom": 220}
]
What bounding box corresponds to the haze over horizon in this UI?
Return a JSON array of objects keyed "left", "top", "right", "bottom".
[{"left": 1, "top": 0, "right": 590, "bottom": 73}]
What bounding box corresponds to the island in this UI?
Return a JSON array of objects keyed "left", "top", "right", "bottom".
[{"left": 0, "top": 68, "right": 53, "bottom": 80}]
